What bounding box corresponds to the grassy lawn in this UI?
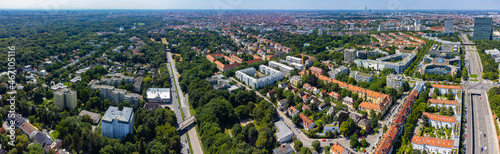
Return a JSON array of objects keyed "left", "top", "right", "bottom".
[
  {"left": 470, "top": 74, "right": 478, "bottom": 78},
  {"left": 470, "top": 79, "right": 479, "bottom": 82},
  {"left": 49, "top": 130, "right": 59, "bottom": 140}
]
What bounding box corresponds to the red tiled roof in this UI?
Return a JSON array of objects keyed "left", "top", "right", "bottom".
[
  {"left": 411, "top": 136, "right": 454, "bottom": 148},
  {"left": 432, "top": 84, "right": 462, "bottom": 90},
  {"left": 422, "top": 112, "right": 456, "bottom": 123},
  {"left": 299, "top": 113, "right": 314, "bottom": 128},
  {"left": 428, "top": 99, "right": 458, "bottom": 106}
]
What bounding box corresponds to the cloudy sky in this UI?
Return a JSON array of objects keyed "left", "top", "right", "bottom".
[{"left": 1, "top": 0, "right": 499, "bottom": 10}]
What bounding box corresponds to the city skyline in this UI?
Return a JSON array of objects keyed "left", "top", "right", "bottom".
[{"left": 1, "top": 0, "right": 500, "bottom": 10}]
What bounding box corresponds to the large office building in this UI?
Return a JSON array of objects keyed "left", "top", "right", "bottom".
[
  {"left": 473, "top": 17, "right": 493, "bottom": 40},
  {"left": 146, "top": 88, "right": 171, "bottom": 103},
  {"left": 102, "top": 106, "right": 134, "bottom": 139},
  {"left": 417, "top": 54, "right": 461, "bottom": 76},
  {"left": 444, "top": 20, "right": 453, "bottom": 33},
  {"left": 354, "top": 53, "right": 416, "bottom": 74},
  {"left": 54, "top": 88, "right": 77, "bottom": 110},
  {"left": 236, "top": 65, "right": 285, "bottom": 89}
]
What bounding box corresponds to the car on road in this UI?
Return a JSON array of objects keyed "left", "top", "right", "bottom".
[
  {"left": 330, "top": 143, "right": 334, "bottom": 146},
  {"left": 322, "top": 139, "right": 326, "bottom": 142}
]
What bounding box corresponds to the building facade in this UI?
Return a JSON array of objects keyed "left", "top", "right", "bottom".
[
  {"left": 387, "top": 74, "right": 404, "bottom": 89},
  {"left": 473, "top": 17, "right": 493, "bottom": 40},
  {"left": 54, "top": 88, "right": 77, "bottom": 110},
  {"left": 101, "top": 106, "right": 134, "bottom": 139},
  {"left": 235, "top": 66, "right": 285, "bottom": 89},
  {"left": 344, "top": 49, "right": 357, "bottom": 63},
  {"left": 350, "top": 71, "right": 372, "bottom": 82}
]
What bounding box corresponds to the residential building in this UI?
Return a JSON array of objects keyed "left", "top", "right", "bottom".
[
  {"left": 349, "top": 113, "right": 361, "bottom": 123},
  {"left": 328, "top": 66, "right": 349, "bottom": 79},
  {"left": 289, "top": 75, "right": 302, "bottom": 86},
  {"left": 359, "top": 101, "right": 386, "bottom": 116},
  {"left": 342, "top": 96, "right": 354, "bottom": 110},
  {"left": 54, "top": 88, "right": 77, "bottom": 110},
  {"left": 350, "top": 71, "right": 372, "bottom": 82},
  {"left": 101, "top": 106, "right": 134, "bottom": 139},
  {"left": 285, "top": 56, "right": 302, "bottom": 64},
  {"left": 310, "top": 66, "right": 324, "bottom": 75},
  {"left": 357, "top": 119, "right": 370, "bottom": 132},
  {"left": 473, "top": 17, "right": 493, "bottom": 40},
  {"left": 269, "top": 61, "right": 294, "bottom": 76},
  {"left": 411, "top": 136, "right": 453, "bottom": 154},
  {"left": 288, "top": 106, "right": 300, "bottom": 117},
  {"left": 318, "top": 103, "right": 327, "bottom": 111},
  {"left": 299, "top": 113, "right": 315, "bottom": 131},
  {"left": 344, "top": 49, "right": 357, "bottom": 63},
  {"left": 387, "top": 74, "right": 404, "bottom": 89},
  {"left": 101, "top": 73, "right": 136, "bottom": 86},
  {"left": 273, "top": 144, "right": 294, "bottom": 154},
  {"left": 78, "top": 110, "right": 101, "bottom": 125},
  {"left": 51, "top": 83, "right": 68, "bottom": 91},
  {"left": 146, "top": 88, "right": 171, "bottom": 103},
  {"left": 274, "top": 121, "right": 294, "bottom": 143},
  {"left": 235, "top": 66, "right": 285, "bottom": 89},
  {"left": 328, "top": 92, "right": 341, "bottom": 100},
  {"left": 277, "top": 99, "right": 288, "bottom": 110},
  {"left": 432, "top": 84, "right": 462, "bottom": 95},
  {"left": 428, "top": 99, "right": 458, "bottom": 110},
  {"left": 32, "top": 131, "right": 52, "bottom": 149},
  {"left": 330, "top": 142, "right": 354, "bottom": 154},
  {"left": 422, "top": 112, "right": 456, "bottom": 128}
]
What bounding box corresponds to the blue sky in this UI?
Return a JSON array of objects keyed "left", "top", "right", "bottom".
[{"left": 1, "top": 0, "right": 499, "bottom": 10}]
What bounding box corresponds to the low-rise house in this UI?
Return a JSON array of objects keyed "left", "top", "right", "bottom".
[
  {"left": 318, "top": 103, "right": 327, "bottom": 111},
  {"left": 273, "top": 144, "right": 294, "bottom": 154},
  {"left": 288, "top": 106, "right": 300, "bottom": 117},
  {"left": 311, "top": 87, "right": 320, "bottom": 95},
  {"left": 357, "top": 119, "right": 370, "bottom": 132},
  {"left": 299, "top": 113, "right": 316, "bottom": 131},
  {"left": 320, "top": 90, "right": 327, "bottom": 97},
  {"left": 267, "top": 90, "right": 275, "bottom": 98},
  {"left": 78, "top": 110, "right": 101, "bottom": 125},
  {"left": 303, "top": 83, "right": 312, "bottom": 91},
  {"left": 327, "top": 106, "right": 336, "bottom": 115},
  {"left": 302, "top": 104, "right": 310, "bottom": 110},
  {"left": 328, "top": 92, "right": 341, "bottom": 100},
  {"left": 342, "top": 96, "right": 354, "bottom": 110},
  {"left": 302, "top": 94, "right": 312, "bottom": 102},
  {"left": 277, "top": 99, "right": 288, "bottom": 110},
  {"left": 310, "top": 97, "right": 320, "bottom": 104},
  {"left": 432, "top": 84, "right": 462, "bottom": 95},
  {"left": 349, "top": 113, "right": 361, "bottom": 123},
  {"left": 289, "top": 75, "right": 302, "bottom": 86},
  {"left": 274, "top": 121, "right": 294, "bottom": 143},
  {"left": 330, "top": 142, "right": 355, "bottom": 154}
]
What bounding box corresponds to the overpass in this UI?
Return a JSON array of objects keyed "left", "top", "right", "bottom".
[{"left": 176, "top": 116, "right": 196, "bottom": 131}]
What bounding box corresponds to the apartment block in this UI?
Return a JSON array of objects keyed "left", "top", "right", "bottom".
[
  {"left": 235, "top": 65, "right": 285, "bottom": 89},
  {"left": 102, "top": 106, "right": 134, "bottom": 140},
  {"left": 54, "top": 88, "right": 77, "bottom": 110},
  {"left": 386, "top": 74, "right": 404, "bottom": 89}
]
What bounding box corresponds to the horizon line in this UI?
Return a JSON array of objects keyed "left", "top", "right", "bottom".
[{"left": 0, "top": 8, "right": 499, "bottom": 11}]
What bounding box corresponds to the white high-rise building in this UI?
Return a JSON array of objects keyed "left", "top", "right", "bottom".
[{"left": 102, "top": 106, "right": 134, "bottom": 139}]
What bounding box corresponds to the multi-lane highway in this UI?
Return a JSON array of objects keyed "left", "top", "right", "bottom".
[
  {"left": 465, "top": 91, "right": 498, "bottom": 153},
  {"left": 166, "top": 52, "right": 203, "bottom": 154}
]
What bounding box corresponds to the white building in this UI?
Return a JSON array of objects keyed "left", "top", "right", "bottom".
[
  {"left": 422, "top": 112, "right": 456, "bottom": 128},
  {"left": 411, "top": 136, "right": 453, "bottom": 154},
  {"left": 268, "top": 61, "right": 294, "bottom": 76},
  {"left": 285, "top": 56, "right": 302, "bottom": 64},
  {"left": 102, "top": 106, "right": 134, "bottom": 139},
  {"left": 235, "top": 65, "right": 285, "bottom": 89},
  {"left": 275, "top": 121, "right": 294, "bottom": 143},
  {"left": 146, "top": 88, "right": 171, "bottom": 103}
]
